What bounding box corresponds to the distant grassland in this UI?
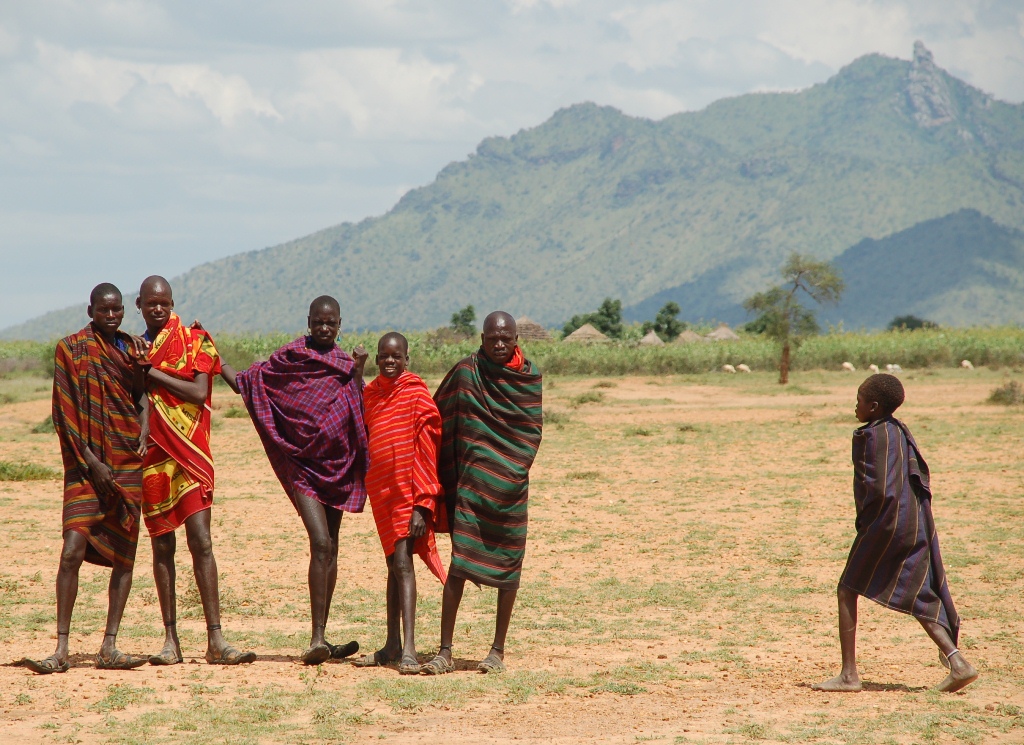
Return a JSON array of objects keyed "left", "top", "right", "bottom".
[{"left": 4, "top": 327, "right": 1019, "bottom": 378}]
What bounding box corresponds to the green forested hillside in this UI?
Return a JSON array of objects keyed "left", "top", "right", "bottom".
[{"left": 6, "top": 43, "right": 1024, "bottom": 340}]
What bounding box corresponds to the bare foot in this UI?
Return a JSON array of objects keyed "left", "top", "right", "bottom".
[
  {"left": 812, "top": 673, "right": 862, "bottom": 692},
  {"left": 935, "top": 663, "right": 979, "bottom": 693}
]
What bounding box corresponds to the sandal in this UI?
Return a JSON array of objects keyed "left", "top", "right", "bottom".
[
  {"left": 23, "top": 655, "right": 70, "bottom": 675},
  {"left": 420, "top": 654, "right": 454, "bottom": 676},
  {"left": 398, "top": 654, "right": 421, "bottom": 675},
  {"left": 327, "top": 641, "right": 359, "bottom": 660},
  {"left": 205, "top": 646, "right": 257, "bottom": 665},
  {"left": 477, "top": 650, "right": 506, "bottom": 674},
  {"left": 301, "top": 644, "right": 331, "bottom": 666},
  {"left": 352, "top": 650, "right": 398, "bottom": 668},
  {"left": 149, "top": 649, "right": 183, "bottom": 666},
  {"left": 96, "top": 650, "right": 148, "bottom": 670}
]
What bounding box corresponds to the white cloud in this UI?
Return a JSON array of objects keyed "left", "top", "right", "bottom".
[{"left": 0, "top": 0, "right": 1022, "bottom": 327}]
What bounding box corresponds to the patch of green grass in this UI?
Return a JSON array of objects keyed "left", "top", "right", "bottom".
[
  {"left": 544, "top": 409, "right": 572, "bottom": 426},
  {"left": 625, "top": 426, "right": 658, "bottom": 436},
  {"left": 593, "top": 380, "right": 618, "bottom": 388},
  {"left": 90, "top": 683, "right": 154, "bottom": 712},
  {"left": 565, "top": 470, "right": 601, "bottom": 480},
  {"left": 569, "top": 391, "right": 605, "bottom": 407},
  {"left": 30, "top": 415, "right": 55, "bottom": 434},
  {"left": 0, "top": 460, "right": 59, "bottom": 481},
  {"left": 988, "top": 380, "right": 1024, "bottom": 405},
  {"left": 222, "top": 405, "right": 250, "bottom": 419}
]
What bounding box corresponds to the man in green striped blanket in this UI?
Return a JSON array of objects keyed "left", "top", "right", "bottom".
[{"left": 421, "top": 311, "right": 543, "bottom": 675}]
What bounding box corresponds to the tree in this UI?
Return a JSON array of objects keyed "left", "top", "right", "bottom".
[
  {"left": 743, "top": 253, "right": 843, "bottom": 384},
  {"left": 449, "top": 305, "right": 476, "bottom": 336},
  {"left": 888, "top": 314, "right": 938, "bottom": 331},
  {"left": 562, "top": 297, "right": 624, "bottom": 338},
  {"left": 642, "top": 301, "right": 686, "bottom": 342}
]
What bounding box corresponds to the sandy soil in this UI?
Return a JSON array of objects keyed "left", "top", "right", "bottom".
[{"left": 1, "top": 369, "right": 1022, "bottom": 744}]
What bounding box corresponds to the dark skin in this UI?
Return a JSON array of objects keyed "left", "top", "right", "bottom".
[
  {"left": 433, "top": 312, "right": 520, "bottom": 669},
  {"left": 220, "top": 304, "right": 368, "bottom": 656},
  {"left": 357, "top": 336, "right": 429, "bottom": 668},
  {"left": 43, "top": 293, "right": 149, "bottom": 669},
  {"left": 136, "top": 278, "right": 252, "bottom": 664},
  {"left": 812, "top": 383, "right": 979, "bottom": 693}
]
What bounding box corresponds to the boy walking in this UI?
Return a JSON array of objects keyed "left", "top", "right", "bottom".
[{"left": 814, "top": 374, "right": 978, "bottom": 693}]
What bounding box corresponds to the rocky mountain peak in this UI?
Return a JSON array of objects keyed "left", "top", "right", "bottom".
[{"left": 906, "top": 40, "right": 957, "bottom": 128}]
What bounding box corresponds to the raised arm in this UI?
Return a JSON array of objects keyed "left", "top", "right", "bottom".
[{"left": 351, "top": 344, "right": 368, "bottom": 387}]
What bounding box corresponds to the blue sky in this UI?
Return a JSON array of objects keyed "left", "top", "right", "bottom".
[{"left": 2, "top": 0, "right": 1022, "bottom": 328}]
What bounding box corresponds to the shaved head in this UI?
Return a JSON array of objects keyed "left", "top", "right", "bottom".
[
  {"left": 483, "top": 311, "right": 517, "bottom": 334},
  {"left": 139, "top": 275, "right": 172, "bottom": 300},
  {"left": 860, "top": 374, "right": 905, "bottom": 415},
  {"left": 89, "top": 282, "right": 121, "bottom": 306},
  {"left": 377, "top": 331, "right": 408, "bottom": 355},
  {"left": 309, "top": 295, "right": 341, "bottom": 317}
]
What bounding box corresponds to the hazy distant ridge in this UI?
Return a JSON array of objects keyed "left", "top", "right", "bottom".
[{"left": 5, "top": 42, "right": 1024, "bottom": 341}]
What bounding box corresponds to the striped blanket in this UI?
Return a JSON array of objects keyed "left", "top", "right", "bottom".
[
  {"left": 52, "top": 324, "right": 143, "bottom": 569},
  {"left": 142, "top": 312, "right": 221, "bottom": 537},
  {"left": 434, "top": 349, "right": 542, "bottom": 589},
  {"left": 236, "top": 337, "right": 367, "bottom": 512},
  {"left": 840, "top": 416, "right": 960, "bottom": 642},
  {"left": 364, "top": 371, "right": 446, "bottom": 582}
]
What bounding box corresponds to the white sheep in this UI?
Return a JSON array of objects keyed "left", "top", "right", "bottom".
[
  {"left": 886, "top": 364, "right": 903, "bottom": 373},
  {"left": 841, "top": 361, "right": 856, "bottom": 372},
  {"left": 736, "top": 363, "right": 751, "bottom": 373},
  {"left": 868, "top": 364, "right": 880, "bottom": 374},
  {"left": 722, "top": 364, "right": 736, "bottom": 374},
  {"left": 961, "top": 359, "right": 974, "bottom": 370}
]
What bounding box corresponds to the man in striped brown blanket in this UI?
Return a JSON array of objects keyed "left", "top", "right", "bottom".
[
  {"left": 24, "top": 284, "right": 149, "bottom": 674},
  {"left": 421, "top": 312, "right": 543, "bottom": 675},
  {"left": 813, "top": 374, "right": 978, "bottom": 693}
]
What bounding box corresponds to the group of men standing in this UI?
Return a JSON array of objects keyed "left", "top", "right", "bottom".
[{"left": 25, "top": 277, "right": 542, "bottom": 676}]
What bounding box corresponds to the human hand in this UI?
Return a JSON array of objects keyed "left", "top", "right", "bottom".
[
  {"left": 136, "top": 426, "right": 149, "bottom": 459},
  {"left": 408, "top": 507, "right": 428, "bottom": 539},
  {"left": 88, "top": 459, "right": 117, "bottom": 499},
  {"left": 190, "top": 319, "right": 205, "bottom": 331},
  {"left": 129, "top": 335, "right": 151, "bottom": 365},
  {"left": 352, "top": 344, "right": 368, "bottom": 368}
]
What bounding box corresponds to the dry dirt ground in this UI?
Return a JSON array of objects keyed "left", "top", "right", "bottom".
[{"left": 0, "top": 368, "right": 1022, "bottom": 745}]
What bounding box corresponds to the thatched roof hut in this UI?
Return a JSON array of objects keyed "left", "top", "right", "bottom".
[
  {"left": 562, "top": 323, "right": 610, "bottom": 344},
  {"left": 516, "top": 316, "right": 552, "bottom": 342},
  {"left": 674, "top": 329, "right": 706, "bottom": 344},
  {"left": 639, "top": 330, "right": 665, "bottom": 346},
  {"left": 706, "top": 323, "right": 741, "bottom": 341}
]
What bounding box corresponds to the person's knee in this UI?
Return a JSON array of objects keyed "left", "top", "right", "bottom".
[
  {"left": 58, "top": 539, "right": 86, "bottom": 572},
  {"left": 392, "top": 550, "right": 415, "bottom": 578},
  {"left": 308, "top": 534, "right": 332, "bottom": 563},
  {"left": 151, "top": 534, "right": 176, "bottom": 563},
  {"left": 185, "top": 529, "right": 213, "bottom": 559}
]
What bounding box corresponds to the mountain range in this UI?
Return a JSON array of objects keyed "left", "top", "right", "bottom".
[{"left": 5, "top": 41, "right": 1024, "bottom": 341}]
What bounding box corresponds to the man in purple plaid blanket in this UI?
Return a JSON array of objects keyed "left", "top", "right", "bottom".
[{"left": 220, "top": 296, "right": 369, "bottom": 664}]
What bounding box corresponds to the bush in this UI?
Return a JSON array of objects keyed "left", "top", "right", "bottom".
[
  {"left": 988, "top": 381, "right": 1024, "bottom": 406},
  {"left": 0, "top": 460, "right": 60, "bottom": 481}
]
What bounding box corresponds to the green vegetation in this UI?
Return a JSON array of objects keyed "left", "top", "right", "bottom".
[
  {"left": 642, "top": 301, "right": 685, "bottom": 342},
  {"left": 563, "top": 297, "right": 624, "bottom": 338},
  {"left": 449, "top": 304, "right": 476, "bottom": 335},
  {"left": 0, "top": 460, "right": 59, "bottom": 481},
  {"left": 889, "top": 314, "right": 938, "bottom": 331},
  {"left": 31, "top": 415, "right": 55, "bottom": 434},
  {"left": 11, "top": 46, "right": 1024, "bottom": 342},
  {"left": 744, "top": 253, "right": 844, "bottom": 384},
  {"left": 988, "top": 381, "right": 1024, "bottom": 406}
]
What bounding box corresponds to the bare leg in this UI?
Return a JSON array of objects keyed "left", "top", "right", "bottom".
[
  {"left": 435, "top": 574, "right": 466, "bottom": 665},
  {"left": 293, "top": 493, "right": 342, "bottom": 649},
  {"left": 52, "top": 531, "right": 88, "bottom": 664},
  {"left": 919, "top": 619, "right": 979, "bottom": 692},
  {"left": 813, "top": 585, "right": 862, "bottom": 691},
  {"left": 182, "top": 509, "right": 230, "bottom": 656},
  {"left": 97, "top": 566, "right": 134, "bottom": 660},
  {"left": 489, "top": 587, "right": 518, "bottom": 662},
  {"left": 392, "top": 539, "right": 418, "bottom": 660},
  {"left": 150, "top": 530, "right": 181, "bottom": 659}
]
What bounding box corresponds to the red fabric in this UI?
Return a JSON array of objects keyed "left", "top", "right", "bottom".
[
  {"left": 506, "top": 345, "right": 524, "bottom": 371},
  {"left": 363, "top": 371, "right": 447, "bottom": 583}
]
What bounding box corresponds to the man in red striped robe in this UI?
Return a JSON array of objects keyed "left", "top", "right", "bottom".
[
  {"left": 24, "top": 284, "right": 148, "bottom": 673},
  {"left": 354, "top": 332, "right": 446, "bottom": 674}
]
